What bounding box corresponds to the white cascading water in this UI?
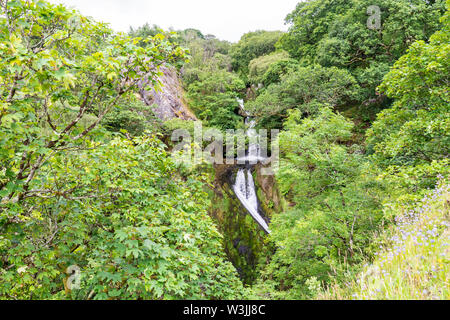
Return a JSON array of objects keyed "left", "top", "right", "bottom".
[
  {"left": 233, "top": 169, "right": 270, "bottom": 233},
  {"left": 236, "top": 99, "right": 265, "bottom": 164},
  {"left": 233, "top": 99, "right": 271, "bottom": 234}
]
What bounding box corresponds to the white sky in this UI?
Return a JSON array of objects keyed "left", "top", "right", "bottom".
[{"left": 47, "top": 0, "right": 300, "bottom": 42}]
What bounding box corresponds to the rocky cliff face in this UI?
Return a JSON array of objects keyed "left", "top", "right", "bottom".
[
  {"left": 138, "top": 66, "right": 197, "bottom": 121},
  {"left": 209, "top": 164, "right": 267, "bottom": 284},
  {"left": 208, "top": 163, "right": 282, "bottom": 284}
]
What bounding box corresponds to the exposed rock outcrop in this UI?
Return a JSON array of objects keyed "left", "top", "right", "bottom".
[
  {"left": 209, "top": 164, "right": 266, "bottom": 284},
  {"left": 208, "top": 163, "right": 281, "bottom": 284},
  {"left": 138, "top": 66, "right": 197, "bottom": 121}
]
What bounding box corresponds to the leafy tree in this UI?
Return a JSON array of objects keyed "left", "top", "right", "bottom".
[
  {"left": 1, "top": 0, "right": 448, "bottom": 302},
  {"left": 171, "top": 25, "right": 243, "bottom": 130},
  {"left": 280, "top": 0, "right": 353, "bottom": 62},
  {"left": 260, "top": 57, "right": 299, "bottom": 87},
  {"left": 230, "top": 30, "right": 284, "bottom": 81},
  {"left": 250, "top": 2, "right": 449, "bottom": 300},
  {"left": 0, "top": 0, "right": 246, "bottom": 300},
  {"left": 282, "top": 0, "right": 445, "bottom": 65},
  {"left": 367, "top": 2, "right": 449, "bottom": 201},
  {"left": 0, "top": 135, "right": 244, "bottom": 299},
  {"left": 0, "top": 0, "right": 186, "bottom": 204},
  {"left": 248, "top": 50, "right": 293, "bottom": 86},
  {"left": 129, "top": 23, "right": 165, "bottom": 42},
  {"left": 102, "top": 95, "right": 163, "bottom": 137},
  {"left": 177, "top": 28, "right": 206, "bottom": 42},
  {"left": 186, "top": 69, "right": 245, "bottom": 130},
  {"left": 252, "top": 107, "right": 384, "bottom": 299},
  {"left": 280, "top": 0, "right": 446, "bottom": 118},
  {"left": 246, "top": 65, "right": 360, "bottom": 129},
  {"left": 176, "top": 29, "right": 231, "bottom": 74}
]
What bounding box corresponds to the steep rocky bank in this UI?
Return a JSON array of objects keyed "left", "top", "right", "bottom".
[
  {"left": 138, "top": 66, "right": 197, "bottom": 121},
  {"left": 208, "top": 163, "right": 282, "bottom": 284}
]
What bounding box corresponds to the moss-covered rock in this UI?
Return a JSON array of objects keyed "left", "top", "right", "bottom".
[
  {"left": 208, "top": 163, "right": 281, "bottom": 284},
  {"left": 253, "top": 162, "right": 285, "bottom": 218}
]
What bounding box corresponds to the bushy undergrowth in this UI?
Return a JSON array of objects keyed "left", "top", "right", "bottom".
[{"left": 320, "top": 180, "right": 449, "bottom": 300}]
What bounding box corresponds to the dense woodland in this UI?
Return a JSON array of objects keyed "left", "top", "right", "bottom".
[{"left": 0, "top": 0, "right": 449, "bottom": 300}]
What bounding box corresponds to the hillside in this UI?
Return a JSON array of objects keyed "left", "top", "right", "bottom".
[{"left": 321, "top": 181, "right": 449, "bottom": 300}]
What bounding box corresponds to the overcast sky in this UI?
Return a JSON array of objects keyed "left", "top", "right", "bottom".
[{"left": 47, "top": 0, "right": 300, "bottom": 42}]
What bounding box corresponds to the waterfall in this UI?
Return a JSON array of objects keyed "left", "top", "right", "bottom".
[
  {"left": 233, "top": 169, "right": 270, "bottom": 233},
  {"left": 233, "top": 99, "right": 271, "bottom": 234},
  {"left": 236, "top": 99, "right": 265, "bottom": 164}
]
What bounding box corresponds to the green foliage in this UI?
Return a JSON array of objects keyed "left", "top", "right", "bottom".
[
  {"left": 260, "top": 57, "right": 300, "bottom": 87},
  {"left": 0, "top": 0, "right": 187, "bottom": 204},
  {"left": 251, "top": 107, "right": 384, "bottom": 299},
  {"left": 248, "top": 51, "right": 291, "bottom": 85},
  {"left": 174, "top": 27, "right": 243, "bottom": 130},
  {"left": 128, "top": 25, "right": 188, "bottom": 72},
  {"left": 185, "top": 68, "right": 245, "bottom": 131},
  {"left": 247, "top": 65, "right": 360, "bottom": 129},
  {"left": 367, "top": 5, "right": 449, "bottom": 202},
  {"left": 276, "top": 107, "right": 357, "bottom": 203},
  {"left": 0, "top": 0, "right": 245, "bottom": 300},
  {"left": 280, "top": 0, "right": 353, "bottom": 62},
  {"left": 103, "top": 95, "right": 163, "bottom": 137},
  {"left": 280, "top": 0, "right": 446, "bottom": 119},
  {"left": 163, "top": 118, "right": 197, "bottom": 137},
  {"left": 248, "top": 3, "right": 449, "bottom": 300},
  {"left": 1, "top": 0, "right": 449, "bottom": 302},
  {"left": 231, "top": 30, "right": 284, "bottom": 81},
  {"left": 177, "top": 29, "right": 231, "bottom": 77},
  {"left": 0, "top": 136, "right": 244, "bottom": 300},
  {"left": 179, "top": 30, "right": 231, "bottom": 59},
  {"left": 320, "top": 181, "right": 449, "bottom": 300},
  {"left": 282, "top": 0, "right": 445, "bottom": 65},
  {"left": 129, "top": 23, "right": 166, "bottom": 42}
]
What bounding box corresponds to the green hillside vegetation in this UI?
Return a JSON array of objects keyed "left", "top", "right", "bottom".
[
  {"left": 320, "top": 182, "right": 449, "bottom": 300},
  {"left": 1, "top": 0, "right": 448, "bottom": 300}
]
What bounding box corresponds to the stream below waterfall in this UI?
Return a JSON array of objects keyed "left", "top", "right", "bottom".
[{"left": 232, "top": 99, "right": 271, "bottom": 234}]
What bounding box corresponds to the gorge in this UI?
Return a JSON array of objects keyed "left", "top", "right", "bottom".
[{"left": 233, "top": 99, "right": 271, "bottom": 234}]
